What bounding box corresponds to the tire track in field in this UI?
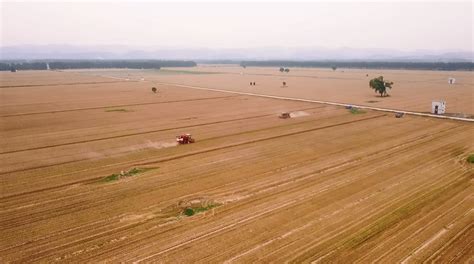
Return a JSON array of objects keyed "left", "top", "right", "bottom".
[
  {"left": 0, "top": 107, "right": 336, "bottom": 179},
  {"left": 0, "top": 95, "right": 238, "bottom": 118},
  {"left": 0, "top": 105, "right": 331, "bottom": 191},
  {"left": 398, "top": 212, "right": 461, "bottom": 263},
  {"left": 1, "top": 124, "right": 462, "bottom": 260},
  {"left": 8, "top": 215, "right": 165, "bottom": 263},
  {"left": 222, "top": 165, "right": 450, "bottom": 263},
  {"left": 219, "top": 135, "right": 467, "bottom": 262},
  {"left": 0, "top": 80, "right": 131, "bottom": 89},
  {"left": 0, "top": 115, "right": 393, "bottom": 249},
  {"left": 3, "top": 157, "right": 353, "bottom": 259},
  {"left": 0, "top": 103, "right": 273, "bottom": 155},
  {"left": 0, "top": 122, "right": 439, "bottom": 225},
  {"left": 0, "top": 126, "right": 380, "bottom": 229},
  {"left": 252, "top": 164, "right": 445, "bottom": 263},
  {"left": 0, "top": 112, "right": 382, "bottom": 204},
  {"left": 130, "top": 114, "right": 386, "bottom": 168},
  {"left": 1, "top": 112, "right": 452, "bottom": 207},
  {"left": 425, "top": 222, "right": 474, "bottom": 263},
  {"left": 228, "top": 138, "right": 465, "bottom": 262},
  {"left": 297, "top": 135, "right": 471, "bottom": 262},
  {"left": 0, "top": 104, "right": 326, "bottom": 157},
  {"left": 314, "top": 170, "right": 471, "bottom": 263},
  {"left": 0, "top": 117, "right": 412, "bottom": 229},
  {"left": 0, "top": 113, "right": 457, "bottom": 209},
  {"left": 359, "top": 181, "right": 472, "bottom": 262},
  {"left": 287, "top": 170, "right": 468, "bottom": 263},
  {"left": 0, "top": 112, "right": 379, "bottom": 196},
  {"left": 0, "top": 112, "right": 459, "bottom": 207},
  {"left": 132, "top": 155, "right": 465, "bottom": 263}
]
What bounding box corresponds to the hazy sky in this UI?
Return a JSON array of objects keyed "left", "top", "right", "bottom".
[{"left": 1, "top": 1, "right": 472, "bottom": 51}]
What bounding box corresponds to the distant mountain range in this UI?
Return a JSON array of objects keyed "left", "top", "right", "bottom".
[{"left": 1, "top": 45, "right": 472, "bottom": 62}]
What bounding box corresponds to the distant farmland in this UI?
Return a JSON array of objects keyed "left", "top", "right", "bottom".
[{"left": 1, "top": 68, "right": 472, "bottom": 262}]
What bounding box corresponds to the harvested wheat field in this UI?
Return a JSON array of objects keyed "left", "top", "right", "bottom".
[
  {"left": 84, "top": 66, "right": 473, "bottom": 117},
  {"left": 1, "top": 70, "right": 473, "bottom": 263}
]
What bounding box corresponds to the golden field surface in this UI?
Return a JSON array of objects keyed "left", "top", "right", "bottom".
[
  {"left": 0, "top": 69, "right": 473, "bottom": 263},
  {"left": 82, "top": 66, "right": 474, "bottom": 117}
]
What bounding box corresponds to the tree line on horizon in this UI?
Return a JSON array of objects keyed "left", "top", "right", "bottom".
[
  {"left": 0, "top": 60, "right": 197, "bottom": 71},
  {"left": 239, "top": 61, "right": 473, "bottom": 71}
]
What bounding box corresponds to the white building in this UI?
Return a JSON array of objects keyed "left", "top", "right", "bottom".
[{"left": 432, "top": 101, "right": 446, "bottom": 115}]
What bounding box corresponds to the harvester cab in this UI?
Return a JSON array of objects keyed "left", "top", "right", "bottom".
[{"left": 176, "top": 134, "right": 195, "bottom": 144}]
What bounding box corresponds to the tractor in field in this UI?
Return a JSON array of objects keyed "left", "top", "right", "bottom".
[
  {"left": 279, "top": 112, "right": 291, "bottom": 119},
  {"left": 176, "top": 134, "right": 195, "bottom": 144}
]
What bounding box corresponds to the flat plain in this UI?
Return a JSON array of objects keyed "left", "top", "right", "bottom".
[
  {"left": 0, "top": 68, "right": 473, "bottom": 263},
  {"left": 85, "top": 66, "right": 474, "bottom": 116}
]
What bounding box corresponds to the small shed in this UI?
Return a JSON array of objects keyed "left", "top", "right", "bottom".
[{"left": 431, "top": 101, "right": 446, "bottom": 115}]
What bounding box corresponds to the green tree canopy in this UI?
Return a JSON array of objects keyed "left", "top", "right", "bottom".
[{"left": 369, "top": 76, "right": 393, "bottom": 97}]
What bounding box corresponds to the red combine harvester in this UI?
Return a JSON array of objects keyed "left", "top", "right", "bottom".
[{"left": 176, "top": 134, "right": 195, "bottom": 144}]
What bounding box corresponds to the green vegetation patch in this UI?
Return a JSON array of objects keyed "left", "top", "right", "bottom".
[
  {"left": 101, "top": 167, "right": 155, "bottom": 182},
  {"left": 103, "top": 174, "right": 120, "bottom": 182},
  {"left": 467, "top": 154, "right": 474, "bottom": 163},
  {"left": 182, "top": 203, "right": 220, "bottom": 217},
  {"left": 105, "top": 108, "right": 132, "bottom": 112},
  {"left": 349, "top": 108, "right": 366, "bottom": 114}
]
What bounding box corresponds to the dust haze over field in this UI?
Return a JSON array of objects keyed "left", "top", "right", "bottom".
[{"left": 1, "top": 0, "right": 473, "bottom": 263}]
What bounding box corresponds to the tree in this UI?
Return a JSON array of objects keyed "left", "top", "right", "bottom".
[
  {"left": 152, "top": 87, "right": 157, "bottom": 93},
  {"left": 279, "top": 67, "right": 285, "bottom": 72},
  {"left": 331, "top": 66, "right": 337, "bottom": 71},
  {"left": 369, "top": 76, "right": 393, "bottom": 97},
  {"left": 284, "top": 68, "right": 290, "bottom": 73}
]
